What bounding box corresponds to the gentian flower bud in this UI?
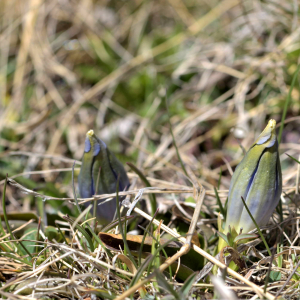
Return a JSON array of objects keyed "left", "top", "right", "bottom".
[
  {"left": 224, "top": 119, "right": 282, "bottom": 233},
  {"left": 78, "top": 130, "right": 129, "bottom": 225}
]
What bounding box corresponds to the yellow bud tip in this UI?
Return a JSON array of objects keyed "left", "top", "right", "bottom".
[
  {"left": 267, "top": 119, "right": 276, "bottom": 130},
  {"left": 255, "top": 119, "right": 277, "bottom": 146},
  {"left": 87, "top": 129, "right": 94, "bottom": 137},
  {"left": 263, "top": 119, "right": 276, "bottom": 137}
]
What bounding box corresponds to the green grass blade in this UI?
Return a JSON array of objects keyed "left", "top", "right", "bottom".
[
  {"left": 217, "top": 168, "right": 222, "bottom": 190},
  {"left": 0, "top": 183, "right": 11, "bottom": 253},
  {"left": 72, "top": 161, "right": 82, "bottom": 215},
  {"left": 155, "top": 269, "right": 180, "bottom": 300},
  {"left": 214, "top": 187, "right": 225, "bottom": 219},
  {"left": 82, "top": 221, "right": 112, "bottom": 257},
  {"left": 0, "top": 251, "right": 32, "bottom": 265},
  {"left": 63, "top": 215, "right": 94, "bottom": 252},
  {"left": 138, "top": 209, "right": 159, "bottom": 266},
  {"left": 56, "top": 224, "right": 69, "bottom": 245},
  {"left": 286, "top": 153, "right": 300, "bottom": 164},
  {"left": 116, "top": 176, "right": 138, "bottom": 269},
  {"left": 140, "top": 225, "right": 173, "bottom": 280},
  {"left": 180, "top": 272, "right": 198, "bottom": 298},
  {"left": 146, "top": 236, "right": 180, "bottom": 276},
  {"left": 2, "top": 175, "right": 33, "bottom": 261},
  {"left": 126, "top": 162, "right": 156, "bottom": 216},
  {"left": 102, "top": 216, "right": 134, "bottom": 233},
  {"left": 129, "top": 255, "right": 153, "bottom": 288}
]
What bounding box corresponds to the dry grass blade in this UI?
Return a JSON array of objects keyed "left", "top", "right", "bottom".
[
  {"left": 46, "top": 0, "right": 240, "bottom": 155},
  {"left": 1, "top": 0, "right": 300, "bottom": 298},
  {"left": 132, "top": 207, "right": 275, "bottom": 300}
]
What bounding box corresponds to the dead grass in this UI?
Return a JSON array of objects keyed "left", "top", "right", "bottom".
[{"left": 0, "top": 0, "right": 300, "bottom": 299}]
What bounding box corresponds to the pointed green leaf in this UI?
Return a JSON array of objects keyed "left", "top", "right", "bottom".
[
  {"left": 155, "top": 270, "right": 180, "bottom": 300},
  {"left": 233, "top": 233, "right": 258, "bottom": 243},
  {"left": 179, "top": 272, "right": 197, "bottom": 298},
  {"left": 217, "top": 232, "right": 229, "bottom": 245}
]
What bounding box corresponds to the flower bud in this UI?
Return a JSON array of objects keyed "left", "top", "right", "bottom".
[
  {"left": 224, "top": 119, "right": 282, "bottom": 233},
  {"left": 78, "top": 130, "right": 129, "bottom": 225}
]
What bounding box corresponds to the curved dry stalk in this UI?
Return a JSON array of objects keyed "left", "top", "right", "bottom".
[{"left": 132, "top": 207, "right": 275, "bottom": 300}]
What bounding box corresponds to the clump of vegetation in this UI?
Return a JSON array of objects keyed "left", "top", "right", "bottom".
[{"left": 0, "top": 0, "right": 300, "bottom": 299}]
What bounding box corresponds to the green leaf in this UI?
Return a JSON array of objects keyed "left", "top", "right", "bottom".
[
  {"left": 45, "top": 226, "right": 62, "bottom": 242},
  {"left": 22, "top": 229, "right": 38, "bottom": 254},
  {"left": 268, "top": 271, "right": 281, "bottom": 282},
  {"left": 233, "top": 233, "right": 258, "bottom": 243},
  {"left": 90, "top": 289, "right": 117, "bottom": 300},
  {"left": 227, "top": 233, "right": 235, "bottom": 247},
  {"left": 155, "top": 270, "right": 180, "bottom": 300},
  {"left": 184, "top": 197, "right": 195, "bottom": 204},
  {"left": 217, "top": 232, "right": 229, "bottom": 245},
  {"left": 179, "top": 272, "right": 197, "bottom": 298}
]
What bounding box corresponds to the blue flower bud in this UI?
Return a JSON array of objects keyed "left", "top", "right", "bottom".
[
  {"left": 78, "top": 130, "right": 129, "bottom": 225},
  {"left": 224, "top": 119, "right": 282, "bottom": 233}
]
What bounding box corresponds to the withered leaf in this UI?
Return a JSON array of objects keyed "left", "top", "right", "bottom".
[{"left": 99, "top": 232, "right": 204, "bottom": 273}]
